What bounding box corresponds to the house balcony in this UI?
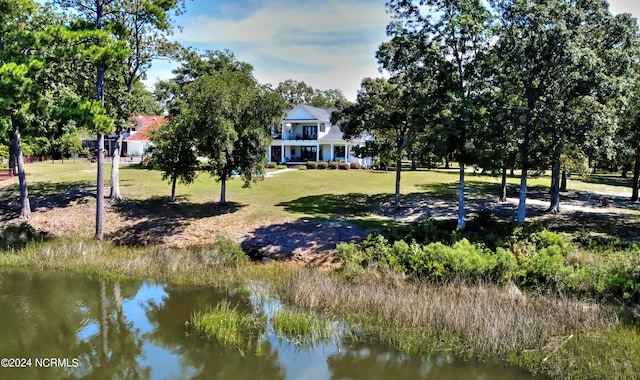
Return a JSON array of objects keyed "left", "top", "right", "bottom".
[{"left": 282, "top": 133, "right": 318, "bottom": 141}]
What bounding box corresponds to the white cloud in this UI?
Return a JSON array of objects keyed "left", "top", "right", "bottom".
[{"left": 146, "top": 0, "right": 391, "bottom": 100}]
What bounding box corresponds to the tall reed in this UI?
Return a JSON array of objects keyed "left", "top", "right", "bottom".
[{"left": 283, "top": 269, "right": 616, "bottom": 355}]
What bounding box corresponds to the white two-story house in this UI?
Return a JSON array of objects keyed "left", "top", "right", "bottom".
[{"left": 268, "top": 104, "right": 372, "bottom": 166}]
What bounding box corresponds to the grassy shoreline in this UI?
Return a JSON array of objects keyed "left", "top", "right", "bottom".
[
  {"left": 2, "top": 163, "right": 640, "bottom": 378},
  {"left": 1, "top": 237, "right": 638, "bottom": 379}
]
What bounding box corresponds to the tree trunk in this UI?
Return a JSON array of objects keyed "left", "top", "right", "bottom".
[
  {"left": 411, "top": 157, "right": 416, "bottom": 171},
  {"left": 9, "top": 138, "right": 16, "bottom": 175},
  {"left": 220, "top": 177, "right": 226, "bottom": 204},
  {"left": 96, "top": 132, "right": 105, "bottom": 239},
  {"left": 517, "top": 97, "right": 534, "bottom": 224},
  {"left": 560, "top": 170, "right": 567, "bottom": 192},
  {"left": 510, "top": 167, "right": 514, "bottom": 176},
  {"left": 95, "top": 0, "right": 105, "bottom": 239},
  {"left": 170, "top": 176, "right": 177, "bottom": 202},
  {"left": 548, "top": 153, "right": 561, "bottom": 214},
  {"left": 109, "top": 130, "right": 123, "bottom": 203},
  {"left": 458, "top": 162, "right": 465, "bottom": 229},
  {"left": 11, "top": 115, "right": 31, "bottom": 219},
  {"left": 394, "top": 154, "right": 402, "bottom": 209},
  {"left": 445, "top": 155, "right": 450, "bottom": 169},
  {"left": 631, "top": 147, "right": 640, "bottom": 202},
  {"left": 499, "top": 165, "right": 507, "bottom": 202}
]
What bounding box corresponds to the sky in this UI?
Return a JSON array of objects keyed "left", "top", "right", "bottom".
[{"left": 143, "top": 0, "right": 640, "bottom": 102}]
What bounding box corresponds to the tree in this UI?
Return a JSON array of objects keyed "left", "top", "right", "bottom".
[
  {"left": 384, "top": 0, "right": 493, "bottom": 228},
  {"left": 147, "top": 118, "right": 199, "bottom": 202},
  {"left": 175, "top": 52, "right": 284, "bottom": 204},
  {"left": 275, "top": 79, "right": 314, "bottom": 108},
  {"left": 104, "top": 0, "right": 184, "bottom": 204},
  {"left": 128, "top": 80, "right": 162, "bottom": 115},
  {"left": 332, "top": 77, "right": 416, "bottom": 210},
  {"left": 490, "top": 0, "right": 636, "bottom": 220},
  {"left": 0, "top": 0, "right": 41, "bottom": 219},
  {"left": 275, "top": 79, "right": 349, "bottom": 109}
]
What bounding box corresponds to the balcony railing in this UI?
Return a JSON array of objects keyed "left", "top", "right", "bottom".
[{"left": 282, "top": 133, "right": 318, "bottom": 141}]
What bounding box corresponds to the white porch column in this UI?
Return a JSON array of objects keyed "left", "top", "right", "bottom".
[
  {"left": 316, "top": 144, "right": 319, "bottom": 161},
  {"left": 281, "top": 142, "right": 285, "bottom": 162},
  {"left": 330, "top": 143, "right": 334, "bottom": 160},
  {"left": 267, "top": 147, "right": 271, "bottom": 162},
  {"left": 344, "top": 143, "right": 348, "bottom": 162}
]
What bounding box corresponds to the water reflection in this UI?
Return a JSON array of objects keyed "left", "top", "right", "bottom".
[{"left": 0, "top": 271, "right": 543, "bottom": 380}]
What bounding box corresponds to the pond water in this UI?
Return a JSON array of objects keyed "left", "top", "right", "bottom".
[{"left": 0, "top": 271, "right": 545, "bottom": 379}]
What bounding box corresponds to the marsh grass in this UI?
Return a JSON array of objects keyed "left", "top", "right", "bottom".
[
  {"left": 0, "top": 238, "right": 297, "bottom": 287},
  {"left": 282, "top": 268, "right": 632, "bottom": 377},
  {"left": 190, "top": 300, "right": 266, "bottom": 349},
  {"left": 271, "top": 308, "right": 338, "bottom": 346}
]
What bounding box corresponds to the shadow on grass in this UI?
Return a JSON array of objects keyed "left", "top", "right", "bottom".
[
  {"left": 543, "top": 211, "right": 640, "bottom": 241},
  {"left": 0, "top": 181, "right": 92, "bottom": 222},
  {"left": 276, "top": 193, "right": 394, "bottom": 218},
  {"left": 582, "top": 174, "right": 633, "bottom": 188},
  {"left": 108, "top": 196, "right": 245, "bottom": 246}
]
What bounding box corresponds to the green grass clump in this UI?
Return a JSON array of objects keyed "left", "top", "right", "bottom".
[
  {"left": 271, "top": 308, "right": 337, "bottom": 345},
  {"left": 190, "top": 300, "right": 266, "bottom": 348}
]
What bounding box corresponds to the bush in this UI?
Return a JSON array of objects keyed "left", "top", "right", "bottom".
[
  {"left": 276, "top": 164, "right": 287, "bottom": 169},
  {"left": 317, "top": 161, "right": 328, "bottom": 169},
  {"left": 212, "top": 238, "right": 248, "bottom": 267},
  {"left": 338, "top": 162, "right": 350, "bottom": 170},
  {"left": 327, "top": 161, "right": 338, "bottom": 170},
  {"left": 524, "top": 244, "right": 566, "bottom": 287},
  {"left": 266, "top": 162, "right": 277, "bottom": 169},
  {"left": 306, "top": 161, "right": 318, "bottom": 169},
  {"left": 349, "top": 162, "right": 361, "bottom": 169},
  {"left": 0, "top": 144, "right": 8, "bottom": 160},
  {"left": 0, "top": 222, "right": 47, "bottom": 251}
]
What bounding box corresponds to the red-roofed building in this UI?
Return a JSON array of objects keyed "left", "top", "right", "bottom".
[
  {"left": 124, "top": 115, "right": 167, "bottom": 156},
  {"left": 82, "top": 115, "right": 167, "bottom": 158}
]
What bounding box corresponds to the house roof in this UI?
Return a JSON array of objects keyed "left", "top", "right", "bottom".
[
  {"left": 125, "top": 115, "right": 167, "bottom": 142},
  {"left": 319, "top": 124, "right": 345, "bottom": 141},
  {"left": 284, "top": 104, "right": 335, "bottom": 122}
]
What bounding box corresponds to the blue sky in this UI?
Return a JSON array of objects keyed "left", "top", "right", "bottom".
[{"left": 143, "top": 0, "right": 640, "bottom": 101}]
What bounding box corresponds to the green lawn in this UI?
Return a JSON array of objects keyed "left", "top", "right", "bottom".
[{"left": 1, "top": 161, "right": 638, "bottom": 241}]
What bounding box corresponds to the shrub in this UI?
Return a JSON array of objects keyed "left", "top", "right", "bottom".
[
  {"left": 336, "top": 243, "right": 361, "bottom": 264},
  {"left": 338, "top": 162, "right": 350, "bottom": 170},
  {"left": 212, "top": 238, "right": 248, "bottom": 267},
  {"left": 276, "top": 164, "right": 287, "bottom": 169},
  {"left": 327, "top": 161, "right": 338, "bottom": 170},
  {"left": 306, "top": 161, "right": 318, "bottom": 169},
  {"left": 0, "top": 222, "right": 47, "bottom": 251},
  {"left": 532, "top": 229, "right": 565, "bottom": 249},
  {"left": 525, "top": 244, "right": 566, "bottom": 287},
  {"left": 349, "top": 162, "right": 361, "bottom": 169},
  {"left": 317, "top": 161, "right": 328, "bottom": 169},
  {"left": 266, "top": 162, "right": 277, "bottom": 169}
]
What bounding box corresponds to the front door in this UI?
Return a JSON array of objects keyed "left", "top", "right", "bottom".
[{"left": 271, "top": 146, "right": 282, "bottom": 162}]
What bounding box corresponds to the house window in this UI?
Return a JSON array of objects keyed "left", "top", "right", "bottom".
[
  {"left": 303, "top": 126, "right": 317, "bottom": 140},
  {"left": 319, "top": 123, "right": 325, "bottom": 133},
  {"left": 334, "top": 146, "right": 345, "bottom": 159},
  {"left": 300, "top": 146, "right": 317, "bottom": 161}
]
